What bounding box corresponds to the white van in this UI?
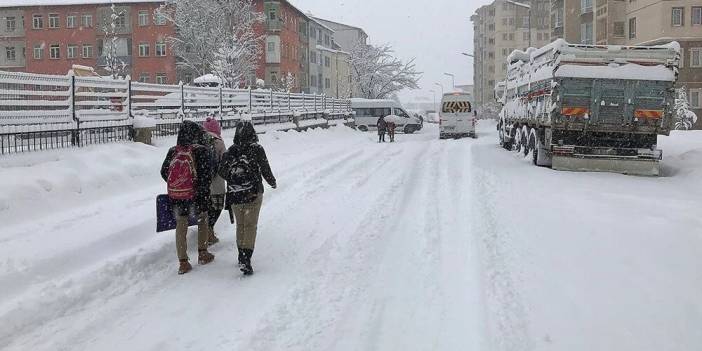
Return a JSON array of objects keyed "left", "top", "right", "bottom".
[
  {"left": 439, "top": 92, "right": 476, "bottom": 139},
  {"left": 351, "top": 98, "right": 423, "bottom": 134}
]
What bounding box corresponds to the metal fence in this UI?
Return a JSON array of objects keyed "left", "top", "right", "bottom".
[{"left": 0, "top": 70, "right": 352, "bottom": 155}]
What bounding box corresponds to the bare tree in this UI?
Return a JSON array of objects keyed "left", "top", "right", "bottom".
[
  {"left": 160, "top": 0, "right": 264, "bottom": 86},
  {"left": 350, "top": 43, "right": 421, "bottom": 99},
  {"left": 274, "top": 72, "right": 296, "bottom": 93}
]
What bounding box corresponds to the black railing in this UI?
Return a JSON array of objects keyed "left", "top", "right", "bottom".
[{"left": 0, "top": 122, "right": 132, "bottom": 155}]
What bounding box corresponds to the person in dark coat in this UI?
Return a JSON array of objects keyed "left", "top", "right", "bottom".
[
  {"left": 218, "top": 121, "right": 277, "bottom": 275},
  {"left": 377, "top": 116, "right": 387, "bottom": 143},
  {"left": 160, "top": 120, "right": 216, "bottom": 275}
]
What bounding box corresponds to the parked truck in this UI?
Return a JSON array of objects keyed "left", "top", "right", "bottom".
[{"left": 495, "top": 39, "right": 680, "bottom": 176}]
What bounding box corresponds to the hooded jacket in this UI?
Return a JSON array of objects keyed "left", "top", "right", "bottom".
[
  {"left": 207, "top": 131, "right": 227, "bottom": 195},
  {"left": 218, "top": 121, "right": 276, "bottom": 205},
  {"left": 160, "top": 120, "right": 213, "bottom": 211}
]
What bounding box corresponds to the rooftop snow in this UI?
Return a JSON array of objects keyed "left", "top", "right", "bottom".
[
  {"left": 555, "top": 64, "right": 676, "bottom": 81},
  {"left": 0, "top": 0, "right": 164, "bottom": 7}
]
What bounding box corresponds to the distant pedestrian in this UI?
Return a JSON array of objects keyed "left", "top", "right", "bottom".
[
  {"left": 377, "top": 116, "right": 387, "bottom": 143},
  {"left": 387, "top": 121, "right": 396, "bottom": 142},
  {"left": 203, "top": 117, "right": 227, "bottom": 246},
  {"left": 218, "top": 121, "right": 277, "bottom": 276},
  {"left": 160, "top": 120, "right": 216, "bottom": 275}
]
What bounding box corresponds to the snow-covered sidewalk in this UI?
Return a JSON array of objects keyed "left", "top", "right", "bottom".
[{"left": 0, "top": 122, "right": 700, "bottom": 351}]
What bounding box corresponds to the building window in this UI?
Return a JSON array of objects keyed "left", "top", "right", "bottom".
[
  {"left": 325, "top": 78, "right": 330, "bottom": 89},
  {"left": 524, "top": 32, "right": 530, "bottom": 41},
  {"left": 324, "top": 34, "right": 330, "bottom": 46},
  {"left": 581, "top": 0, "right": 592, "bottom": 14},
  {"left": 581, "top": 22, "right": 593, "bottom": 44},
  {"left": 155, "top": 41, "right": 166, "bottom": 56},
  {"left": 48, "top": 14, "right": 59, "bottom": 28},
  {"left": 310, "top": 75, "right": 317, "bottom": 87},
  {"left": 672, "top": 7, "right": 684, "bottom": 27},
  {"left": 324, "top": 56, "right": 330, "bottom": 67},
  {"left": 138, "top": 11, "right": 149, "bottom": 26},
  {"left": 67, "top": 15, "right": 77, "bottom": 28},
  {"left": 508, "top": 33, "right": 514, "bottom": 41},
  {"left": 67, "top": 45, "right": 77, "bottom": 59},
  {"left": 6, "top": 47, "right": 16, "bottom": 61},
  {"left": 522, "top": 16, "right": 529, "bottom": 28},
  {"left": 33, "top": 44, "right": 42, "bottom": 59},
  {"left": 693, "top": 7, "right": 702, "bottom": 26},
  {"left": 154, "top": 11, "right": 167, "bottom": 25},
  {"left": 32, "top": 15, "right": 43, "bottom": 29},
  {"left": 156, "top": 73, "right": 167, "bottom": 84},
  {"left": 310, "top": 50, "right": 317, "bottom": 64},
  {"left": 82, "top": 44, "right": 93, "bottom": 58},
  {"left": 689, "top": 48, "right": 702, "bottom": 68},
  {"left": 690, "top": 90, "right": 701, "bottom": 108},
  {"left": 138, "top": 43, "right": 150, "bottom": 57},
  {"left": 628, "top": 17, "right": 636, "bottom": 39},
  {"left": 49, "top": 44, "right": 60, "bottom": 59},
  {"left": 139, "top": 73, "right": 149, "bottom": 83},
  {"left": 82, "top": 14, "right": 93, "bottom": 28},
  {"left": 115, "top": 13, "right": 126, "bottom": 29},
  {"left": 6, "top": 16, "right": 16, "bottom": 32},
  {"left": 613, "top": 21, "right": 625, "bottom": 37},
  {"left": 267, "top": 41, "right": 275, "bottom": 53}
]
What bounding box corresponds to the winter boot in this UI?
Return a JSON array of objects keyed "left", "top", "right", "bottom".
[
  {"left": 178, "top": 260, "right": 192, "bottom": 275},
  {"left": 207, "top": 231, "right": 220, "bottom": 246},
  {"left": 198, "top": 250, "right": 215, "bottom": 265},
  {"left": 240, "top": 249, "right": 254, "bottom": 275}
]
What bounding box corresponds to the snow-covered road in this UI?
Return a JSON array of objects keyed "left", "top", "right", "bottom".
[{"left": 1, "top": 122, "right": 701, "bottom": 350}]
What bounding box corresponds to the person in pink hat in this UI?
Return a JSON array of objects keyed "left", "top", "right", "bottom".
[{"left": 202, "top": 116, "right": 227, "bottom": 245}]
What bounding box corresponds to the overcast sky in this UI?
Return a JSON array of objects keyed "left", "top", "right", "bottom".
[{"left": 292, "top": 0, "right": 491, "bottom": 102}]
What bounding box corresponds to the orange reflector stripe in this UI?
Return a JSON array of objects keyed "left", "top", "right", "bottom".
[
  {"left": 634, "top": 109, "right": 663, "bottom": 119},
  {"left": 561, "top": 107, "right": 590, "bottom": 117}
]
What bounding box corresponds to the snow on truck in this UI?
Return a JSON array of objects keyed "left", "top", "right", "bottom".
[{"left": 496, "top": 39, "right": 680, "bottom": 176}]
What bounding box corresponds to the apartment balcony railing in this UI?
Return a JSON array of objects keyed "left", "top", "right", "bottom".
[{"left": 266, "top": 20, "right": 282, "bottom": 32}]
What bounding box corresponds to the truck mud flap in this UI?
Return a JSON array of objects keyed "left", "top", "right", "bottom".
[{"left": 552, "top": 156, "right": 660, "bottom": 176}]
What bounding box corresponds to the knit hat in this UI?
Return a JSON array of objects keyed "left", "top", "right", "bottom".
[{"left": 203, "top": 117, "right": 222, "bottom": 137}]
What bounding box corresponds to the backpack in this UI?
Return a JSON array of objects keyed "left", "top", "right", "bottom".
[
  {"left": 222, "top": 147, "right": 259, "bottom": 204},
  {"left": 201, "top": 133, "right": 219, "bottom": 180},
  {"left": 167, "top": 145, "right": 197, "bottom": 200}
]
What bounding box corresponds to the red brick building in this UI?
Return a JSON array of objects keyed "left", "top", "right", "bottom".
[
  {"left": 0, "top": 0, "right": 176, "bottom": 84},
  {"left": 254, "top": 0, "right": 309, "bottom": 92}
]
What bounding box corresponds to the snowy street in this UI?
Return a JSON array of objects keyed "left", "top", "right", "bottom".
[{"left": 1, "top": 122, "right": 701, "bottom": 350}]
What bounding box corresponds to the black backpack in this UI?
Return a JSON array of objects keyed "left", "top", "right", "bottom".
[
  {"left": 222, "top": 147, "right": 259, "bottom": 204},
  {"left": 201, "top": 133, "right": 219, "bottom": 180}
]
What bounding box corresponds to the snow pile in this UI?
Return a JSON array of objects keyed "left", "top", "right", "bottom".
[
  {"left": 132, "top": 115, "right": 157, "bottom": 129},
  {"left": 555, "top": 63, "right": 675, "bottom": 81}
]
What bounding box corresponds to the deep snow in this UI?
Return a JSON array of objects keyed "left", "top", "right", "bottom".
[{"left": 0, "top": 122, "right": 700, "bottom": 350}]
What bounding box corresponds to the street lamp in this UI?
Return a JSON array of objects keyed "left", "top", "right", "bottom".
[
  {"left": 461, "top": 52, "right": 475, "bottom": 58},
  {"left": 429, "top": 89, "right": 437, "bottom": 116},
  {"left": 444, "top": 73, "right": 455, "bottom": 90},
  {"left": 434, "top": 82, "right": 444, "bottom": 96}
]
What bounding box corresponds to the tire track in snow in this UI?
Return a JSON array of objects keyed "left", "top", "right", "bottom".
[{"left": 469, "top": 145, "right": 533, "bottom": 351}]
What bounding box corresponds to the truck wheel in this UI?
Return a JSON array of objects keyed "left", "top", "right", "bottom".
[
  {"left": 515, "top": 128, "right": 523, "bottom": 153},
  {"left": 358, "top": 125, "right": 368, "bottom": 132},
  {"left": 404, "top": 125, "right": 415, "bottom": 134}
]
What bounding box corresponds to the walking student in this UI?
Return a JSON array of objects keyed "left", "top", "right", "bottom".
[
  {"left": 161, "top": 120, "right": 216, "bottom": 275},
  {"left": 203, "top": 117, "right": 227, "bottom": 246},
  {"left": 377, "top": 115, "right": 387, "bottom": 143},
  {"left": 218, "top": 121, "right": 277, "bottom": 275},
  {"left": 387, "top": 120, "right": 396, "bottom": 142}
]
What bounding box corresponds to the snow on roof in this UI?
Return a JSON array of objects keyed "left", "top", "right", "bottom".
[
  {"left": 1, "top": 0, "right": 164, "bottom": 7},
  {"left": 315, "top": 44, "right": 349, "bottom": 55},
  {"left": 311, "top": 17, "right": 368, "bottom": 37},
  {"left": 506, "top": 0, "right": 531, "bottom": 9}
]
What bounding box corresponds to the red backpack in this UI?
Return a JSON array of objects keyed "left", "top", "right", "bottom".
[{"left": 167, "top": 146, "right": 197, "bottom": 200}]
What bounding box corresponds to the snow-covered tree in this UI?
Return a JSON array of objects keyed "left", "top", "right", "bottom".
[
  {"left": 674, "top": 87, "right": 698, "bottom": 130},
  {"left": 103, "top": 4, "right": 128, "bottom": 79},
  {"left": 274, "top": 72, "right": 296, "bottom": 93},
  {"left": 160, "top": 0, "right": 264, "bottom": 87},
  {"left": 350, "top": 43, "right": 421, "bottom": 99}
]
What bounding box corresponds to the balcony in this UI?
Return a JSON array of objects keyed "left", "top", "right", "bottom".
[{"left": 266, "top": 20, "right": 282, "bottom": 32}]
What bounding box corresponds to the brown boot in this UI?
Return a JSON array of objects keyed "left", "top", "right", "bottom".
[
  {"left": 178, "top": 260, "right": 192, "bottom": 275},
  {"left": 207, "top": 232, "right": 220, "bottom": 246},
  {"left": 198, "top": 250, "right": 215, "bottom": 265}
]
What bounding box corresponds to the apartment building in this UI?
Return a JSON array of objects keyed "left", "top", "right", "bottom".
[
  {"left": 471, "top": 0, "right": 551, "bottom": 106},
  {"left": 625, "top": 0, "right": 702, "bottom": 127},
  {"left": 0, "top": 1, "right": 176, "bottom": 84},
  {"left": 311, "top": 17, "right": 368, "bottom": 52},
  {"left": 551, "top": 0, "right": 627, "bottom": 45},
  {"left": 308, "top": 18, "right": 334, "bottom": 96},
  {"left": 256, "top": 0, "right": 307, "bottom": 92}
]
